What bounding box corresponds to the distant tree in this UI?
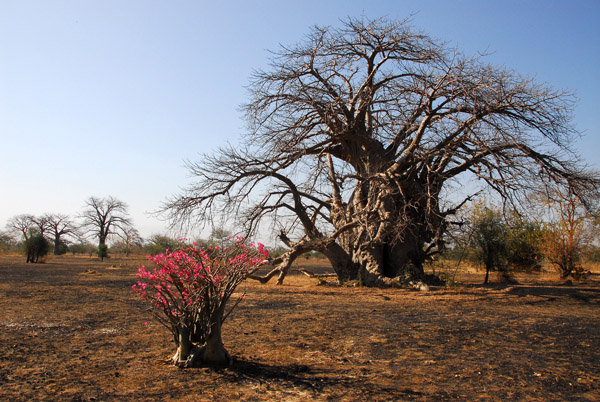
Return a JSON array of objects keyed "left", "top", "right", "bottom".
[
  {"left": 45, "top": 214, "right": 79, "bottom": 255},
  {"left": 540, "top": 188, "right": 598, "bottom": 278},
  {"left": 69, "top": 242, "right": 97, "bottom": 256},
  {"left": 505, "top": 212, "right": 543, "bottom": 271},
  {"left": 114, "top": 226, "right": 144, "bottom": 256},
  {"left": 5, "top": 214, "right": 36, "bottom": 241},
  {"left": 469, "top": 203, "right": 510, "bottom": 284},
  {"left": 80, "top": 196, "right": 131, "bottom": 262},
  {"left": 144, "top": 234, "right": 180, "bottom": 255},
  {"left": 24, "top": 233, "right": 50, "bottom": 263},
  {"left": 0, "top": 230, "right": 17, "bottom": 252},
  {"left": 209, "top": 227, "right": 233, "bottom": 248},
  {"left": 31, "top": 215, "right": 51, "bottom": 238}
]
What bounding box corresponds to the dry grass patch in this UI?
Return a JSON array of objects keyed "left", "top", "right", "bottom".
[{"left": 0, "top": 254, "right": 598, "bottom": 401}]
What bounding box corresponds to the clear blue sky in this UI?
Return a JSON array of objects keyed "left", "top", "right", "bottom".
[{"left": 1, "top": 0, "right": 599, "bottom": 241}]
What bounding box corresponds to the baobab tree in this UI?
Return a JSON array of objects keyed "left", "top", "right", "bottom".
[
  {"left": 5, "top": 214, "right": 36, "bottom": 241},
  {"left": 6, "top": 214, "right": 52, "bottom": 240},
  {"left": 31, "top": 215, "right": 51, "bottom": 238},
  {"left": 164, "top": 17, "right": 598, "bottom": 286},
  {"left": 80, "top": 196, "right": 131, "bottom": 261},
  {"left": 44, "top": 214, "right": 79, "bottom": 255}
]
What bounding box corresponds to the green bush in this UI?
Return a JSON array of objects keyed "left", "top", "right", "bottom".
[
  {"left": 98, "top": 244, "right": 108, "bottom": 261},
  {"left": 25, "top": 234, "right": 50, "bottom": 263},
  {"left": 69, "top": 243, "right": 97, "bottom": 256},
  {"left": 506, "top": 216, "right": 543, "bottom": 271},
  {"left": 144, "top": 234, "right": 180, "bottom": 255},
  {"left": 54, "top": 240, "right": 69, "bottom": 256}
]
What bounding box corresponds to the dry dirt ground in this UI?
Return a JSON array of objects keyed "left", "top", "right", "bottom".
[{"left": 0, "top": 254, "right": 599, "bottom": 402}]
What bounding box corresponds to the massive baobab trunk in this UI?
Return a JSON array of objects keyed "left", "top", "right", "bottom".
[{"left": 163, "top": 17, "right": 599, "bottom": 287}]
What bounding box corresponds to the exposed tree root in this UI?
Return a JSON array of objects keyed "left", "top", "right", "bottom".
[{"left": 293, "top": 268, "right": 338, "bottom": 279}]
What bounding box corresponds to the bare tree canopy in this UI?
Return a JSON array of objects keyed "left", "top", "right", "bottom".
[
  {"left": 114, "top": 225, "right": 143, "bottom": 256},
  {"left": 164, "top": 17, "right": 599, "bottom": 286},
  {"left": 5, "top": 214, "right": 36, "bottom": 241},
  {"left": 6, "top": 214, "right": 77, "bottom": 255},
  {"left": 539, "top": 186, "right": 599, "bottom": 278},
  {"left": 80, "top": 196, "right": 131, "bottom": 249},
  {"left": 45, "top": 214, "right": 79, "bottom": 255},
  {"left": 31, "top": 215, "right": 51, "bottom": 238}
]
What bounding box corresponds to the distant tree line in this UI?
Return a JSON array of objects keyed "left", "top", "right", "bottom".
[
  {"left": 1, "top": 203, "right": 277, "bottom": 264},
  {"left": 3, "top": 192, "right": 597, "bottom": 282},
  {"left": 442, "top": 189, "right": 599, "bottom": 282},
  {"left": 2, "top": 196, "right": 134, "bottom": 262}
]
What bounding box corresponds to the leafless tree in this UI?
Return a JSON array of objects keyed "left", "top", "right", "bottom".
[
  {"left": 44, "top": 214, "right": 79, "bottom": 255},
  {"left": 539, "top": 188, "right": 599, "bottom": 278},
  {"left": 31, "top": 215, "right": 51, "bottom": 238},
  {"left": 80, "top": 196, "right": 131, "bottom": 261},
  {"left": 114, "top": 225, "right": 143, "bottom": 256},
  {"left": 6, "top": 214, "right": 54, "bottom": 240},
  {"left": 164, "top": 17, "right": 599, "bottom": 286},
  {"left": 0, "top": 230, "right": 17, "bottom": 252},
  {"left": 5, "top": 214, "right": 36, "bottom": 241}
]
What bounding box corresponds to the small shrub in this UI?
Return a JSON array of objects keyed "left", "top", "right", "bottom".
[
  {"left": 133, "top": 238, "right": 269, "bottom": 367},
  {"left": 54, "top": 240, "right": 69, "bottom": 256},
  {"left": 25, "top": 234, "right": 50, "bottom": 263},
  {"left": 143, "top": 234, "right": 180, "bottom": 255},
  {"left": 69, "top": 243, "right": 97, "bottom": 256},
  {"left": 97, "top": 244, "right": 108, "bottom": 261}
]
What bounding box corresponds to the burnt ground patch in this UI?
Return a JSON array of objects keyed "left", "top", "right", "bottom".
[{"left": 0, "top": 254, "right": 599, "bottom": 401}]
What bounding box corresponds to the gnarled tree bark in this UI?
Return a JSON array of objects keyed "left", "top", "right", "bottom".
[{"left": 163, "top": 17, "right": 599, "bottom": 286}]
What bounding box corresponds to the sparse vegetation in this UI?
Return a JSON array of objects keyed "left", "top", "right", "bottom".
[
  {"left": 69, "top": 242, "right": 97, "bottom": 256},
  {"left": 0, "top": 230, "right": 17, "bottom": 253},
  {"left": 1, "top": 254, "right": 599, "bottom": 401},
  {"left": 143, "top": 234, "right": 180, "bottom": 255},
  {"left": 1, "top": 14, "right": 599, "bottom": 402}
]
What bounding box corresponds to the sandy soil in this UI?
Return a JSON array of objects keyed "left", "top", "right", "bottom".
[{"left": 0, "top": 254, "right": 598, "bottom": 401}]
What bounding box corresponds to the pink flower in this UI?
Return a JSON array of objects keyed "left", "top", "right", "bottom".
[{"left": 133, "top": 241, "right": 268, "bottom": 331}]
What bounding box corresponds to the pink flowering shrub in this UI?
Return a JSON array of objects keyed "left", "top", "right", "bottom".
[{"left": 133, "top": 238, "right": 268, "bottom": 367}]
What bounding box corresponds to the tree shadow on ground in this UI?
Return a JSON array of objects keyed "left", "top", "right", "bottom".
[
  {"left": 506, "top": 284, "right": 600, "bottom": 303},
  {"left": 213, "top": 358, "right": 427, "bottom": 399},
  {"left": 217, "top": 358, "right": 340, "bottom": 392}
]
